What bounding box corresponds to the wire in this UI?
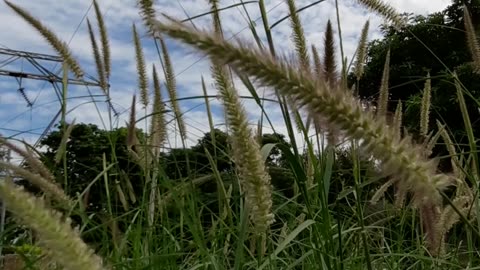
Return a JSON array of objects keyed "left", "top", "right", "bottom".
[
  {"left": 156, "top": 1, "right": 284, "bottom": 83},
  {"left": 32, "top": 1, "right": 95, "bottom": 105},
  {"left": 53, "top": 1, "right": 94, "bottom": 74},
  {"left": 176, "top": 0, "right": 198, "bottom": 29},
  {"left": 0, "top": 127, "right": 44, "bottom": 136},
  {"left": 5, "top": 0, "right": 284, "bottom": 143},
  {"left": 132, "top": 0, "right": 285, "bottom": 122},
  {"left": 0, "top": 1, "right": 104, "bottom": 144}
]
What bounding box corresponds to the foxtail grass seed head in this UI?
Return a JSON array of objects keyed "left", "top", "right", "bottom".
[
  {"left": 207, "top": 5, "right": 274, "bottom": 234},
  {"left": 133, "top": 23, "right": 149, "bottom": 107},
  {"left": 311, "top": 45, "right": 323, "bottom": 78},
  {"left": 87, "top": 19, "right": 108, "bottom": 93},
  {"left": 0, "top": 138, "right": 56, "bottom": 183},
  {"left": 354, "top": 20, "right": 370, "bottom": 80},
  {"left": 209, "top": 0, "right": 224, "bottom": 38},
  {"left": 159, "top": 36, "right": 187, "bottom": 140},
  {"left": 323, "top": 20, "right": 339, "bottom": 143},
  {"left": 93, "top": 0, "right": 111, "bottom": 81},
  {"left": 393, "top": 100, "right": 402, "bottom": 137},
  {"left": 151, "top": 64, "right": 167, "bottom": 150},
  {"left": 356, "top": 0, "right": 405, "bottom": 29},
  {"left": 420, "top": 73, "right": 431, "bottom": 137},
  {"left": 0, "top": 161, "right": 71, "bottom": 207},
  {"left": 4, "top": 1, "right": 84, "bottom": 78},
  {"left": 371, "top": 178, "right": 394, "bottom": 204},
  {"left": 150, "top": 20, "right": 452, "bottom": 206},
  {"left": 323, "top": 20, "right": 337, "bottom": 88},
  {"left": 377, "top": 49, "right": 390, "bottom": 118},
  {"left": 287, "top": 0, "right": 309, "bottom": 70},
  {"left": 464, "top": 5, "right": 480, "bottom": 72},
  {"left": 212, "top": 67, "right": 275, "bottom": 232},
  {"left": 0, "top": 180, "right": 105, "bottom": 270},
  {"left": 127, "top": 95, "right": 138, "bottom": 152},
  {"left": 437, "top": 120, "right": 464, "bottom": 180},
  {"left": 425, "top": 123, "right": 443, "bottom": 157},
  {"left": 137, "top": 0, "right": 157, "bottom": 34}
]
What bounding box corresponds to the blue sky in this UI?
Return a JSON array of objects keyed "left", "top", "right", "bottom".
[{"left": 0, "top": 0, "right": 451, "bottom": 161}]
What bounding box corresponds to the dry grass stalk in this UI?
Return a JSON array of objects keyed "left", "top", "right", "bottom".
[{"left": 126, "top": 95, "right": 150, "bottom": 169}]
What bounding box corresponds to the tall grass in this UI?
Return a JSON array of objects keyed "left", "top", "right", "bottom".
[{"left": 0, "top": 0, "right": 479, "bottom": 269}]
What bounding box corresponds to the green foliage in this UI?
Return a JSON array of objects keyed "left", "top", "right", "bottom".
[
  {"left": 36, "top": 125, "right": 293, "bottom": 212},
  {"left": 161, "top": 129, "right": 292, "bottom": 191},
  {"left": 39, "top": 123, "right": 144, "bottom": 211},
  {"left": 353, "top": 1, "right": 480, "bottom": 166}
]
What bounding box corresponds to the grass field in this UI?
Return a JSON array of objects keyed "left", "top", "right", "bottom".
[{"left": 1, "top": 0, "right": 480, "bottom": 269}]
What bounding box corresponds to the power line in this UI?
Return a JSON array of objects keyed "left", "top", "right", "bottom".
[
  {"left": 0, "top": 48, "right": 104, "bottom": 147},
  {"left": 171, "top": 1, "right": 284, "bottom": 79},
  {"left": 33, "top": 1, "right": 95, "bottom": 104},
  {"left": 2, "top": 0, "right": 286, "bottom": 144}
]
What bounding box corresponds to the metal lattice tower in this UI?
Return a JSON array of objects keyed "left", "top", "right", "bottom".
[{"left": 0, "top": 47, "right": 114, "bottom": 146}]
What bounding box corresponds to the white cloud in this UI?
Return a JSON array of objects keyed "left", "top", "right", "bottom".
[{"left": 385, "top": 0, "right": 450, "bottom": 14}]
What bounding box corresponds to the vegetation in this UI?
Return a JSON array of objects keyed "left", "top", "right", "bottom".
[{"left": 1, "top": 0, "right": 480, "bottom": 269}]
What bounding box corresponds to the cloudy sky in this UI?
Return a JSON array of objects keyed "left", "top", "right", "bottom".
[{"left": 0, "top": 0, "right": 451, "bottom": 159}]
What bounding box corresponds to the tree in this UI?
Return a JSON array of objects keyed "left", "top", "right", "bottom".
[
  {"left": 161, "top": 129, "right": 293, "bottom": 195},
  {"left": 39, "top": 125, "right": 294, "bottom": 211},
  {"left": 39, "top": 123, "right": 145, "bottom": 212},
  {"left": 351, "top": 1, "right": 480, "bottom": 167}
]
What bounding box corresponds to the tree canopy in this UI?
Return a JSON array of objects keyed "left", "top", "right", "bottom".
[
  {"left": 352, "top": 0, "right": 480, "bottom": 162},
  {"left": 38, "top": 124, "right": 294, "bottom": 211}
]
